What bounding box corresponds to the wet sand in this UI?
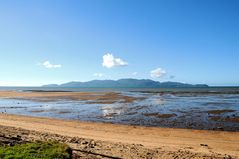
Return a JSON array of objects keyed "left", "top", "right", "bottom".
[
  {"left": 0, "top": 90, "right": 239, "bottom": 131},
  {"left": 0, "top": 113, "right": 238, "bottom": 158},
  {"left": 0, "top": 90, "right": 239, "bottom": 158},
  {"left": 0, "top": 91, "right": 139, "bottom": 103}
]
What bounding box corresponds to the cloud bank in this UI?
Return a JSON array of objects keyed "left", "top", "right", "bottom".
[
  {"left": 102, "top": 53, "right": 128, "bottom": 68},
  {"left": 42, "top": 61, "right": 62, "bottom": 69},
  {"left": 150, "top": 68, "right": 166, "bottom": 78}
]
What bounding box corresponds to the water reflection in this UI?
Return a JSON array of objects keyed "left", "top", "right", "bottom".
[
  {"left": 0, "top": 92, "right": 239, "bottom": 131},
  {"left": 101, "top": 104, "right": 126, "bottom": 119}
]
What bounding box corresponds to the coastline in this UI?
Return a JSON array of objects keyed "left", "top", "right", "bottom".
[
  {"left": 0, "top": 113, "right": 238, "bottom": 158},
  {"left": 0, "top": 90, "right": 239, "bottom": 158}
]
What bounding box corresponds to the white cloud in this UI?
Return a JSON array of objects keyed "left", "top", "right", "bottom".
[
  {"left": 102, "top": 53, "right": 128, "bottom": 68},
  {"left": 150, "top": 68, "right": 166, "bottom": 78},
  {"left": 132, "top": 72, "right": 138, "bottom": 75},
  {"left": 41, "top": 61, "right": 62, "bottom": 69},
  {"left": 93, "top": 73, "right": 104, "bottom": 77}
]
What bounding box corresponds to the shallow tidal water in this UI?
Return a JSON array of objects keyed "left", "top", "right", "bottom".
[{"left": 0, "top": 87, "right": 239, "bottom": 131}]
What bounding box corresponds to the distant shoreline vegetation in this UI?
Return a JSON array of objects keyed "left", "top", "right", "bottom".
[{"left": 42, "top": 78, "right": 209, "bottom": 88}]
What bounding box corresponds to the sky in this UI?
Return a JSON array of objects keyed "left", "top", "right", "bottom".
[{"left": 0, "top": 0, "right": 238, "bottom": 86}]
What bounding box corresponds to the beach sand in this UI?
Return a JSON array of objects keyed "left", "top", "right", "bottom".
[
  {"left": 0, "top": 91, "right": 139, "bottom": 103},
  {"left": 0, "top": 113, "right": 238, "bottom": 158},
  {"left": 0, "top": 91, "right": 238, "bottom": 158}
]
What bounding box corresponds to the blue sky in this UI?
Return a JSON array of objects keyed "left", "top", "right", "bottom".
[{"left": 0, "top": 0, "right": 238, "bottom": 86}]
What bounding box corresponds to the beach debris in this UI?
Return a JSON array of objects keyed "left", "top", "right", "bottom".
[{"left": 200, "top": 144, "right": 208, "bottom": 147}]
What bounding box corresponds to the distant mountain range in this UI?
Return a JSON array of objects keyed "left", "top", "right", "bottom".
[{"left": 42, "top": 79, "right": 208, "bottom": 88}]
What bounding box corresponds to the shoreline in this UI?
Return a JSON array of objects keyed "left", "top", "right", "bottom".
[
  {"left": 0, "top": 90, "right": 239, "bottom": 131},
  {"left": 0, "top": 113, "right": 238, "bottom": 158},
  {"left": 0, "top": 90, "right": 239, "bottom": 158}
]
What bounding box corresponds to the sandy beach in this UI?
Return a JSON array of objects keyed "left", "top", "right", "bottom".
[
  {"left": 0, "top": 91, "right": 238, "bottom": 158},
  {"left": 0, "top": 113, "right": 238, "bottom": 158}
]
